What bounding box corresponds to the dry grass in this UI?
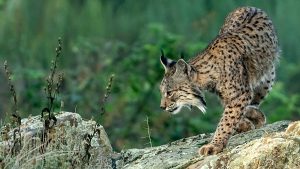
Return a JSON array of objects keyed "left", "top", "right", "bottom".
[{"left": 0, "top": 114, "right": 112, "bottom": 169}]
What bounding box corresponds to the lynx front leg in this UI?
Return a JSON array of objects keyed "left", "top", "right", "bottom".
[{"left": 199, "top": 93, "right": 252, "bottom": 156}]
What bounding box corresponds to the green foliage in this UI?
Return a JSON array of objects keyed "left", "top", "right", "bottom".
[
  {"left": 0, "top": 0, "right": 300, "bottom": 151},
  {"left": 263, "top": 83, "right": 300, "bottom": 121}
]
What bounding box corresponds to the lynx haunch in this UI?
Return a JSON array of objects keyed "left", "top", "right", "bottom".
[{"left": 159, "top": 7, "right": 279, "bottom": 156}]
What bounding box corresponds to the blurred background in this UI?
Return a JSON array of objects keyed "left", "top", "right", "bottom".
[{"left": 0, "top": 0, "right": 299, "bottom": 151}]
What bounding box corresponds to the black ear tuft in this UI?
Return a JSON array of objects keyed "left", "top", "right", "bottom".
[
  {"left": 160, "top": 49, "right": 168, "bottom": 67},
  {"left": 161, "top": 49, "right": 165, "bottom": 57},
  {"left": 160, "top": 49, "right": 175, "bottom": 71}
]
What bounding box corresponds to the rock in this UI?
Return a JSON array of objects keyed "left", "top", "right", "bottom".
[
  {"left": 117, "top": 120, "right": 300, "bottom": 169},
  {"left": 188, "top": 121, "right": 300, "bottom": 169},
  {"left": 1, "top": 113, "right": 298, "bottom": 169},
  {"left": 0, "top": 112, "right": 113, "bottom": 169}
]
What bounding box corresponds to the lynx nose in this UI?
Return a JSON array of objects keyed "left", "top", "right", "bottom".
[
  {"left": 160, "top": 99, "right": 167, "bottom": 110},
  {"left": 160, "top": 105, "right": 166, "bottom": 110},
  {"left": 160, "top": 101, "right": 166, "bottom": 110}
]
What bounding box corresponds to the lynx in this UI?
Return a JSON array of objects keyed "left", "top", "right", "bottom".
[{"left": 159, "top": 7, "right": 279, "bottom": 155}]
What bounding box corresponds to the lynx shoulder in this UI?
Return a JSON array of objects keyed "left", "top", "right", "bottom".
[{"left": 159, "top": 7, "right": 279, "bottom": 155}]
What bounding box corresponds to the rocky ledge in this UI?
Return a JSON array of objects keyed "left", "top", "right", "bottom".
[{"left": 117, "top": 120, "right": 300, "bottom": 169}]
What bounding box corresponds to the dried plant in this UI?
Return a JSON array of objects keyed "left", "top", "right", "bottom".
[
  {"left": 100, "top": 74, "right": 115, "bottom": 115},
  {"left": 145, "top": 116, "right": 152, "bottom": 148},
  {"left": 43, "top": 37, "right": 64, "bottom": 113},
  {"left": 3, "top": 61, "right": 22, "bottom": 156},
  {"left": 40, "top": 37, "right": 63, "bottom": 158},
  {"left": 141, "top": 116, "right": 153, "bottom": 148},
  {"left": 3, "top": 61, "right": 17, "bottom": 113},
  {"left": 42, "top": 37, "right": 64, "bottom": 120},
  {"left": 44, "top": 38, "right": 63, "bottom": 112}
]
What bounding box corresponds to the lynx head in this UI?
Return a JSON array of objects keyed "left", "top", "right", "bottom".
[{"left": 159, "top": 50, "right": 206, "bottom": 114}]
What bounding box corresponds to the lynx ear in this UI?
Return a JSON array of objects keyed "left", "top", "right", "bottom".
[
  {"left": 160, "top": 49, "right": 175, "bottom": 72},
  {"left": 175, "top": 59, "right": 192, "bottom": 76}
]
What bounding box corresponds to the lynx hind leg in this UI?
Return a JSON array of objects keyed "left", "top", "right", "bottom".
[
  {"left": 236, "top": 106, "right": 266, "bottom": 133},
  {"left": 244, "top": 106, "right": 266, "bottom": 128},
  {"left": 236, "top": 68, "right": 274, "bottom": 133},
  {"left": 251, "top": 67, "right": 275, "bottom": 106},
  {"left": 236, "top": 116, "right": 255, "bottom": 133},
  {"left": 236, "top": 68, "right": 275, "bottom": 133}
]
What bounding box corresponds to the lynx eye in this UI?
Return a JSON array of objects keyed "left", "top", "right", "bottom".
[{"left": 166, "top": 91, "right": 174, "bottom": 98}]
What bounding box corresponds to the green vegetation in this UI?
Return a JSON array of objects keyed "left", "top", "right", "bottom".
[{"left": 0, "top": 0, "right": 299, "bottom": 152}]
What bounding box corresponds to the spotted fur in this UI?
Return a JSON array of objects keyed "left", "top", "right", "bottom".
[{"left": 159, "top": 7, "right": 279, "bottom": 156}]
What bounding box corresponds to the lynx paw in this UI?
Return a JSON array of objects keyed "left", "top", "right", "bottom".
[
  {"left": 236, "top": 117, "right": 255, "bottom": 133},
  {"left": 198, "top": 143, "right": 223, "bottom": 156}
]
